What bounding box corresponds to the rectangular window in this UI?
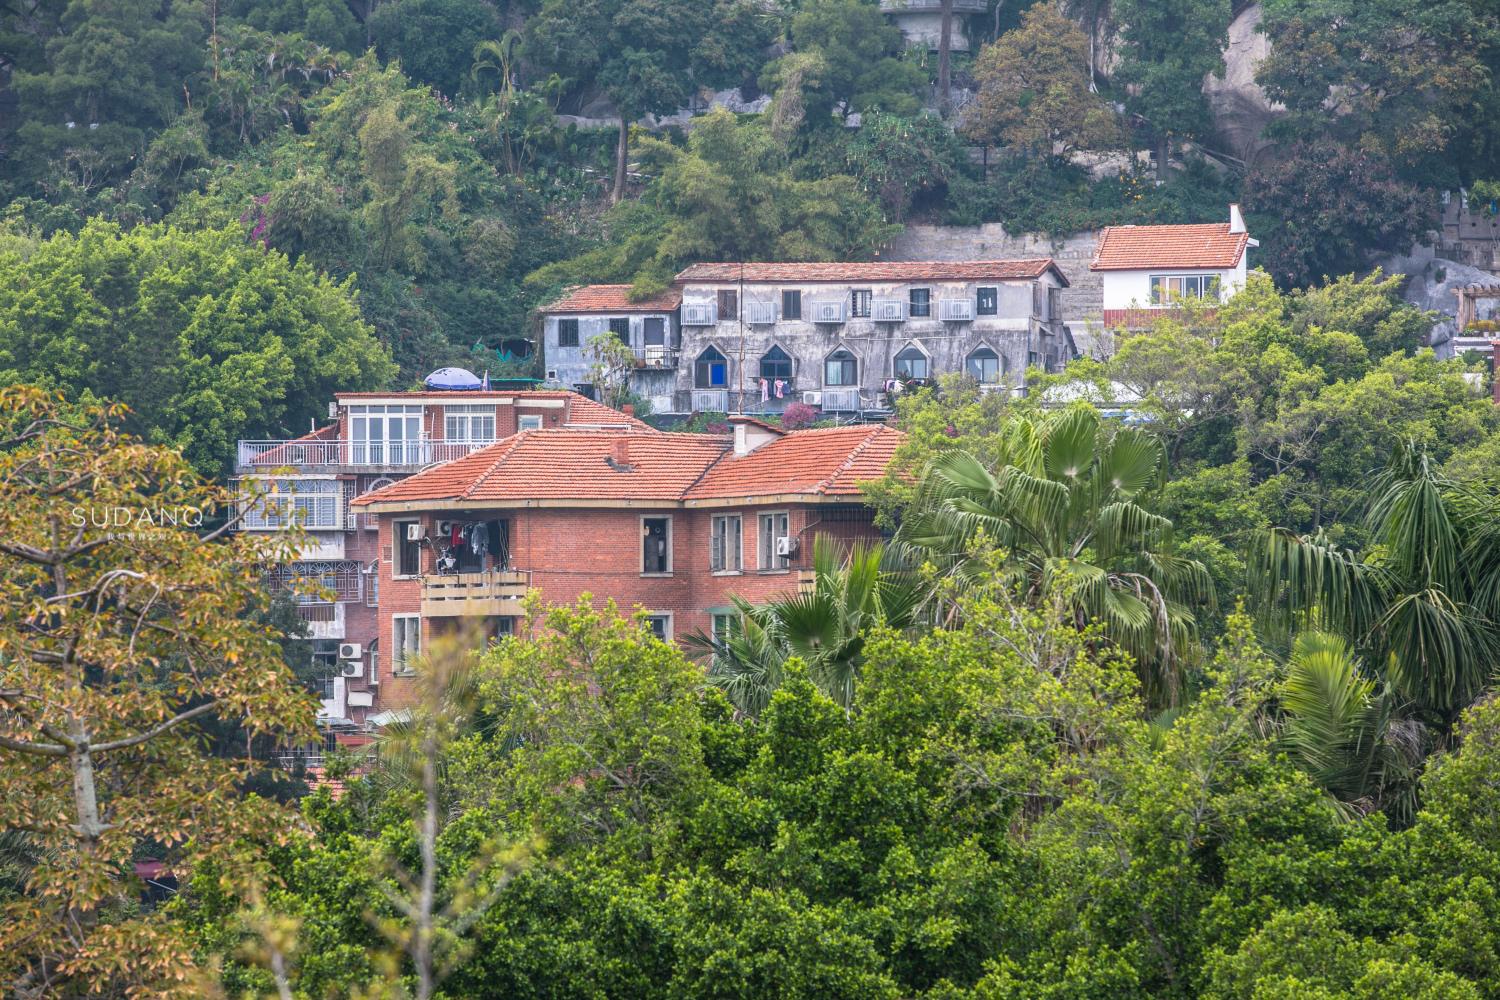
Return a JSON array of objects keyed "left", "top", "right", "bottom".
[
  {"left": 711, "top": 612, "right": 735, "bottom": 645},
  {"left": 557, "top": 318, "right": 580, "bottom": 347},
  {"left": 348, "top": 404, "right": 422, "bottom": 465},
  {"left": 1150, "top": 274, "right": 1218, "bottom": 304},
  {"left": 517, "top": 413, "right": 543, "bottom": 431},
  {"left": 395, "top": 521, "right": 421, "bottom": 577},
  {"left": 609, "top": 317, "right": 631, "bottom": 345},
  {"left": 642, "top": 516, "right": 672, "bottom": 574},
  {"left": 849, "top": 289, "right": 872, "bottom": 318},
  {"left": 710, "top": 514, "right": 742, "bottom": 573},
  {"left": 758, "top": 511, "right": 790, "bottom": 570},
  {"left": 781, "top": 289, "right": 802, "bottom": 320},
  {"left": 976, "top": 287, "right": 998, "bottom": 315},
  {"left": 444, "top": 406, "right": 495, "bottom": 443},
  {"left": 643, "top": 317, "right": 666, "bottom": 346},
  {"left": 645, "top": 614, "right": 672, "bottom": 641},
  {"left": 393, "top": 614, "right": 420, "bottom": 675},
  {"left": 717, "top": 290, "right": 739, "bottom": 320},
  {"left": 909, "top": 288, "right": 932, "bottom": 318}
]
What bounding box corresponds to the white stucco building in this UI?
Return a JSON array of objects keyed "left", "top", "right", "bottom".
[{"left": 1091, "top": 205, "right": 1257, "bottom": 329}]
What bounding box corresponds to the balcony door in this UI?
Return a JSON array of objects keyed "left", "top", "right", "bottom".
[{"left": 349, "top": 405, "right": 423, "bottom": 465}]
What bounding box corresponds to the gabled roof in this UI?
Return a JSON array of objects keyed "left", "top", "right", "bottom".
[
  {"left": 353, "top": 424, "right": 905, "bottom": 510},
  {"left": 1090, "top": 223, "right": 1250, "bottom": 271},
  {"left": 686, "top": 425, "right": 904, "bottom": 501},
  {"left": 540, "top": 284, "right": 683, "bottom": 313},
  {"left": 674, "top": 259, "right": 1069, "bottom": 286}
]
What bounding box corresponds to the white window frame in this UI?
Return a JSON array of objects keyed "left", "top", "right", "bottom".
[
  {"left": 758, "top": 511, "right": 791, "bottom": 571},
  {"left": 1149, "top": 273, "right": 1219, "bottom": 305},
  {"left": 641, "top": 515, "right": 673, "bottom": 576},
  {"left": 392, "top": 614, "right": 421, "bottom": 675},
  {"left": 644, "top": 613, "right": 672, "bottom": 641},
  {"left": 517, "top": 414, "right": 543, "bottom": 431},
  {"left": 347, "top": 404, "right": 423, "bottom": 465},
  {"left": 710, "top": 514, "right": 743, "bottom": 574},
  {"left": 444, "top": 406, "right": 496, "bottom": 443}
]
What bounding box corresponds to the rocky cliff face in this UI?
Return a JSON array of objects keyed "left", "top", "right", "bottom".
[{"left": 1202, "top": 3, "right": 1282, "bottom": 165}]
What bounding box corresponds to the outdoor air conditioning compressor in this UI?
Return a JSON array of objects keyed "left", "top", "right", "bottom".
[{"left": 775, "top": 536, "right": 799, "bottom": 557}]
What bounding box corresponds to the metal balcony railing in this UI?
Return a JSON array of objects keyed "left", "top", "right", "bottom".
[
  {"left": 632, "top": 347, "right": 680, "bottom": 369},
  {"left": 237, "top": 438, "right": 499, "bottom": 470}
]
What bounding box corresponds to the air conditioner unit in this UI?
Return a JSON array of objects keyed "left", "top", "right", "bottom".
[
  {"left": 681, "top": 303, "right": 717, "bottom": 326},
  {"left": 338, "top": 642, "right": 362, "bottom": 660},
  {"left": 437, "top": 520, "right": 452, "bottom": 535},
  {"left": 811, "top": 300, "right": 846, "bottom": 324},
  {"left": 801, "top": 390, "right": 823, "bottom": 406},
  {"left": 745, "top": 300, "right": 776, "bottom": 325},
  {"left": 871, "top": 299, "right": 907, "bottom": 322},
  {"left": 405, "top": 523, "right": 424, "bottom": 542},
  {"left": 774, "top": 536, "right": 799, "bottom": 557},
  {"left": 341, "top": 661, "right": 363, "bottom": 677},
  {"left": 939, "top": 298, "right": 976, "bottom": 322}
]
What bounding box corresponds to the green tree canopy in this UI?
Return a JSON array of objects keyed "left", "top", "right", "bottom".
[{"left": 0, "top": 218, "right": 393, "bottom": 473}]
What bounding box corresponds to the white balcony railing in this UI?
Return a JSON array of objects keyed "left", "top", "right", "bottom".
[
  {"left": 821, "top": 389, "right": 862, "bottom": 412},
  {"left": 691, "top": 389, "right": 730, "bottom": 413},
  {"left": 238, "top": 438, "right": 499, "bottom": 469}
]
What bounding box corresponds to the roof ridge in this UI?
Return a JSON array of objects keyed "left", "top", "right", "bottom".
[
  {"left": 460, "top": 434, "right": 527, "bottom": 501},
  {"left": 816, "top": 424, "right": 885, "bottom": 495}
]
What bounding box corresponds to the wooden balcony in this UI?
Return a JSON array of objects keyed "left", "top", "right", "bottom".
[{"left": 420, "top": 570, "right": 530, "bottom": 617}]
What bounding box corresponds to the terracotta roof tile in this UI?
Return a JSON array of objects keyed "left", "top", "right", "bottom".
[
  {"left": 353, "top": 425, "right": 905, "bottom": 508},
  {"left": 686, "top": 425, "right": 904, "bottom": 500},
  {"left": 540, "top": 284, "right": 683, "bottom": 313},
  {"left": 1091, "top": 224, "right": 1249, "bottom": 271},
  {"left": 674, "top": 260, "right": 1068, "bottom": 286}
]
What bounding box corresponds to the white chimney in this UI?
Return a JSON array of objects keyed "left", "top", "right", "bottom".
[
  {"left": 1229, "top": 203, "right": 1247, "bottom": 235},
  {"left": 730, "top": 415, "right": 784, "bottom": 456}
]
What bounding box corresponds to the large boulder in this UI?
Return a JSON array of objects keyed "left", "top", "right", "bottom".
[{"left": 1377, "top": 252, "right": 1500, "bottom": 357}]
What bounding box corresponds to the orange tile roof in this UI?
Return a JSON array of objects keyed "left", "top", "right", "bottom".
[
  {"left": 540, "top": 284, "right": 683, "bottom": 313},
  {"left": 686, "top": 425, "right": 904, "bottom": 500},
  {"left": 1091, "top": 224, "right": 1249, "bottom": 271},
  {"left": 353, "top": 425, "right": 905, "bottom": 508},
  {"left": 562, "top": 396, "right": 657, "bottom": 430},
  {"left": 674, "top": 260, "right": 1068, "bottom": 286}
]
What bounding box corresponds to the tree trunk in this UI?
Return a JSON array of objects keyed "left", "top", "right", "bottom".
[
  {"left": 611, "top": 118, "right": 629, "bottom": 205},
  {"left": 938, "top": 0, "right": 954, "bottom": 116},
  {"left": 1155, "top": 133, "right": 1170, "bottom": 183},
  {"left": 414, "top": 723, "right": 438, "bottom": 1000}
]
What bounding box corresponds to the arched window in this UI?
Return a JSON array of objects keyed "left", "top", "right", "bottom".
[
  {"left": 760, "top": 345, "right": 793, "bottom": 381},
  {"left": 894, "top": 345, "right": 929, "bottom": 379},
  {"left": 695, "top": 346, "right": 728, "bottom": 388},
  {"left": 824, "top": 348, "right": 858, "bottom": 387},
  {"left": 966, "top": 347, "right": 1001, "bottom": 383}
]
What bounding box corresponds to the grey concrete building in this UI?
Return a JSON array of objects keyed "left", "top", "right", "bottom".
[
  {"left": 540, "top": 259, "right": 1073, "bottom": 419},
  {"left": 537, "top": 284, "right": 683, "bottom": 406}
]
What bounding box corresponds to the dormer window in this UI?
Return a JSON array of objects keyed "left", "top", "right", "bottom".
[
  {"left": 966, "top": 346, "right": 1001, "bottom": 383},
  {"left": 695, "top": 346, "right": 728, "bottom": 388},
  {"left": 825, "top": 348, "right": 858, "bottom": 387},
  {"left": 894, "top": 346, "right": 929, "bottom": 379},
  {"left": 760, "top": 345, "right": 793, "bottom": 382}
]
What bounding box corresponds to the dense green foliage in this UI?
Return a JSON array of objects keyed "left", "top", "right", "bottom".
[
  {"left": 165, "top": 596, "right": 1500, "bottom": 998},
  {"left": 0, "top": 219, "right": 392, "bottom": 472}
]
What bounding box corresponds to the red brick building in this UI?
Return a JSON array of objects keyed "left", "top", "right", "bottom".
[
  {"left": 352, "top": 417, "right": 902, "bottom": 710},
  {"left": 234, "top": 388, "right": 652, "bottom": 725}
]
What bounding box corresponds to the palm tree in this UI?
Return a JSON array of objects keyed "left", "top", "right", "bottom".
[
  {"left": 684, "top": 537, "right": 923, "bottom": 716},
  {"left": 1249, "top": 443, "right": 1500, "bottom": 724},
  {"left": 895, "top": 405, "right": 1212, "bottom": 706},
  {"left": 1279, "top": 632, "right": 1425, "bottom": 823}
]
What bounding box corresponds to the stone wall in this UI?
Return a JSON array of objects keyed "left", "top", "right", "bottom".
[{"left": 882, "top": 224, "right": 1102, "bottom": 319}]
